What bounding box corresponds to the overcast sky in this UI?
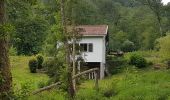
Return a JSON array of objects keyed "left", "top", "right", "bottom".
[{"left": 162, "top": 0, "right": 170, "bottom": 4}]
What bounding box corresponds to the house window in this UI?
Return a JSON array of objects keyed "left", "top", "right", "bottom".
[
  {"left": 80, "top": 44, "right": 87, "bottom": 52},
  {"left": 80, "top": 43, "right": 93, "bottom": 52},
  {"left": 89, "top": 43, "right": 93, "bottom": 52}
]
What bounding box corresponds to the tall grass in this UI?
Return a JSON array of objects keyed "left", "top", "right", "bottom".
[
  {"left": 28, "top": 90, "right": 66, "bottom": 100},
  {"left": 79, "top": 67, "right": 170, "bottom": 100}
]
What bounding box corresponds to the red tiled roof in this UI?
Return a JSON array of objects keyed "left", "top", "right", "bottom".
[{"left": 76, "top": 25, "right": 108, "bottom": 36}]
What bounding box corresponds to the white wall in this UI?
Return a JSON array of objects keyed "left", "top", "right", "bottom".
[{"left": 79, "top": 36, "right": 106, "bottom": 63}]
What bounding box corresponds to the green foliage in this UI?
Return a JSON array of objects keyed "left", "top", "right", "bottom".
[
  {"left": 29, "top": 58, "right": 38, "bottom": 73},
  {"left": 14, "top": 82, "right": 33, "bottom": 99},
  {"left": 43, "top": 12, "right": 63, "bottom": 56},
  {"left": 37, "top": 80, "right": 47, "bottom": 88},
  {"left": 106, "top": 56, "right": 128, "bottom": 74},
  {"left": 7, "top": 0, "right": 49, "bottom": 55},
  {"left": 43, "top": 51, "right": 65, "bottom": 82},
  {"left": 121, "top": 39, "right": 135, "bottom": 52},
  {"left": 7, "top": 0, "right": 170, "bottom": 54},
  {"left": 129, "top": 54, "right": 147, "bottom": 68},
  {"left": 9, "top": 46, "right": 17, "bottom": 56},
  {"left": 0, "top": 24, "right": 14, "bottom": 39},
  {"left": 36, "top": 54, "right": 44, "bottom": 69},
  {"left": 13, "top": 17, "right": 48, "bottom": 55},
  {"left": 155, "top": 34, "right": 170, "bottom": 60},
  {"left": 109, "top": 31, "right": 128, "bottom": 51}
]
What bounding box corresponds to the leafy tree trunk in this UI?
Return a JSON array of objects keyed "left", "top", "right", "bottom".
[
  {"left": 157, "top": 15, "right": 163, "bottom": 36},
  {"left": 145, "top": 0, "right": 163, "bottom": 36},
  {"left": 0, "top": 0, "right": 12, "bottom": 95},
  {"left": 60, "top": 0, "right": 75, "bottom": 98}
]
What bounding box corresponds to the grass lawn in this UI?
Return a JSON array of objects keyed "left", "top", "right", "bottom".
[
  {"left": 10, "top": 54, "right": 170, "bottom": 100},
  {"left": 28, "top": 68, "right": 170, "bottom": 100},
  {"left": 79, "top": 68, "right": 170, "bottom": 100},
  {"left": 10, "top": 56, "right": 49, "bottom": 90}
]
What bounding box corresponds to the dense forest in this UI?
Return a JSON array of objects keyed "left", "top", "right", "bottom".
[{"left": 7, "top": 0, "right": 170, "bottom": 55}]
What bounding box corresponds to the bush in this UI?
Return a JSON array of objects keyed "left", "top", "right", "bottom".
[
  {"left": 121, "top": 40, "right": 135, "bottom": 52},
  {"left": 43, "top": 58, "right": 62, "bottom": 82},
  {"left": 36, "top": 54, "right": 44, "bottom": 69},
  {"left": 38, "top": 81, "right": 47, "bottom": 88},
  {"left": 106, "top": 56, "right": 128, "bottom": 74},
  {"left": 155, "top": 34, "right": 170, "bottom": 59},
  {"left": 29, "top": 58, "right": 38, "bottom": 73},
  {"left": 129, "top": 54, "right": 147, "bottom": 68}
]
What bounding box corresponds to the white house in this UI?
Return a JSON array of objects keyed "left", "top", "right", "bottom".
[{"left": 76, "top": 25, "right": 109, "bottom": 79}]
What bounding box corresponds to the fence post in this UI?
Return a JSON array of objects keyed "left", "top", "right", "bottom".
[{"left": 94, "top": 70, "right": 99, "bottom": 91}]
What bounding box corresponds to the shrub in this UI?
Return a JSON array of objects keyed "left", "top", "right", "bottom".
[
  {"left": 155, "top": 34, "right": 170, "bottom": 59},
  {"left": 43, "top": 58, "right": 63, "bottom": 82},
  {"left": 106, "top": 56, "right": 128, "bottom": 74},
  {"left": 38, "top": 81, "right": 47, "bottom": 88},
  {"left": 29, "top": 58, "right": 38, "bottom": 73},
  {"left": 36, "top": 54, "right": 44, "bottom": 69},
  {"left": 121, "top": 40, "right": 135, "bottom": 52},
  {"left": 129, "top": 54, "right": 147, "bottom": 68}
]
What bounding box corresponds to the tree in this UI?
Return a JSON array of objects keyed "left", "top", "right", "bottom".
[
  {"left": 7, "top": 0, "right": 49, "bottom": 55},
  {"left": 140, "top": 0, "right": 164, "bottom": 36},
  {"left": 155, "top": 33, "right": 170, "bottom": 59},
  {"left": 0, "top": 0, "right": 12, "bottom": 97},
  {"left": 60, "top": 0, "right": 75, "bottom": 98},
  {"left": 163, "top": 3, "right": 170, "bottom": 32},
  {"left": 14, "top": 17, "right": 48, "bottom": 55},
  {"left": 121, "top": 39, "right": 135, "bottom": 52}
]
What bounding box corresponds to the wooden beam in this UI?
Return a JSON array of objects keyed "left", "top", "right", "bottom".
[
  {"left": 32, "top": 68, "right": 100, "bottom": 95},
  {"left": 32, "top": 82, "right": 61, "bottom": 95},
  {"left": 72, "top": 68, "right": 99, "bottom": 79}
]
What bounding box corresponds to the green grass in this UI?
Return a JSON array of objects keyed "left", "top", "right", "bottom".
[
  {"left": 28, "top": 90, "right": 66, "bottom": 100},
  {"left": 79, "top": 68, "right": 170, "bottom": 100},
  {"left": 10, "top": 54, "right": 170, "bottom": 100},
  {"left": 11, "top": 56, "right": 49, "bottom": 90}
]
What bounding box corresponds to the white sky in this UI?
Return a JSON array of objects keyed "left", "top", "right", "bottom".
[{"left": 162, "top": 0, "right": 170, "bottom": 4}]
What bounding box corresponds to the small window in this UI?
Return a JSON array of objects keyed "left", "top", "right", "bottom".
[
  {"left": 89, "top": 43, "right": 93, "bottom": 52},
  {"left": 80, "top": 43, "right": 93, "bottom": 52},
  {"left": 80, "top": 44, "right": 87, "bottom": 52}
]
